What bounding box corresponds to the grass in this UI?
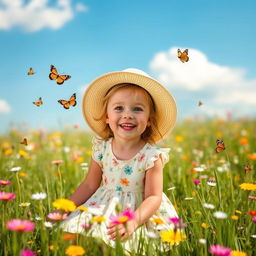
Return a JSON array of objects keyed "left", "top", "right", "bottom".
[{"left": 0, "top": 118, "right": 255, "bottom": 255}]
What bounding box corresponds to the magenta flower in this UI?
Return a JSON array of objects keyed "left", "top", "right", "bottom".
[
  {"left": 193, "top": 179, "right": 201, "bottom": 185},
  {"left": 0, "top": 192, "right": 15, "bottom": 200},
  {"left": 7, "top": 219, "right": 35, "bottom": 232},
  {"left": 169, "top": 217, "right": 180, "bottom": 224},
  {"left": 209, "top": 245, "right": 232, "bottom": 256},
  {"left": 0, "top": 180, "right": 11, "bottom": 185},
  {"left": 51, "top": 160, "right": 63, "bottom": 165},
  {"left": 110, "top": 208, "right": 135, "bottom": 225},
  {"left": 252, "top": 217, "right": 256, "bottom": 223},
  {"left": 20, "top": 250, "right": 35, "bottom": 256}
]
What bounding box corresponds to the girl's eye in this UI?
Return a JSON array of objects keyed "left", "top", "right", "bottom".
[
  {"left": 114, "top": 106, "right": 123, "bottom": 111},
  {"left": 133, "top": 107, "right": 143, "bottom": 112}
]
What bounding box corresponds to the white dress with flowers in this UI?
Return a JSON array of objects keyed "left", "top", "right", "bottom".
[{"left": 61, "top": 137, "right": 178, "bottom": 251}]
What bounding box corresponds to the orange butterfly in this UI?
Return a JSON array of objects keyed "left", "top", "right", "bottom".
[
  {"left": 33, "top": 97, "right": 43, "bottom": 107},
  {"left": 198, "top": 101, "right": 203, "bottom": 107},
  {"left": 58, "top": 93, "right": 77, "bottom": 109},
  {"left": 20, "top": 138, "right": 28, "bottom": 146},
  {"left": 244, "top": 164, "right": 252, "bottom": 174},
  {"left": 49, "top": 65, "right": 71, "bottom": 85},
  {"left": 215, "top": 139, "right": 225, "bottom": 153},
  {"left": 27, "top": 67, "right": 35, "bottom": 75},
  {"left": 177, "top": 49, "right": 189, "bottom": 63}
]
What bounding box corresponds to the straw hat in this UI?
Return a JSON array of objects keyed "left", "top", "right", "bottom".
[{"left": 82, "top": 68, "right": 177, "bottom": 142}]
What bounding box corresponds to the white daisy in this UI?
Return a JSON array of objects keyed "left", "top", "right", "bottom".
[
  {"left": 10, "top": 166, "right": 22, "bottom": 172},
  {"left": 213, "top": 211, "right": 227, "bottom": 219},
  {"left": 202, "top": 203, "right": 215, "bottom": 209},
  {"left": 31, "top": 192, "right": 47, "bottom": 200}
]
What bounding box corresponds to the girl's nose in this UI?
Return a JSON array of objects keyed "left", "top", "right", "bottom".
[{"left": 123, "top": 110, "right": 133, "bottom": 119}]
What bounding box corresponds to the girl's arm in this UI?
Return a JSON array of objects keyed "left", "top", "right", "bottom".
[
  {"left": 69, "top": 158, "right": 102, "bottom": 207},
  {"left": 107, "top": 158, "right": 163, "bottom": 241}
]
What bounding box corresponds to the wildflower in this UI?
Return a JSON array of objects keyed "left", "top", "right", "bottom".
[
  {"left": 169, "top": 217, "right": 180, "bottom": 224},
  {"left": 239, "top": 138, "right": 248, "bottom": 145},
  {"left": 213, "top": 211, "right": 227, "bottom": 219},
  {"left": 19, "top": 202, "right": 31, "bottom": 207},
  {"left": 235, "top": 210, "right": 242, "bottom": 214},
  {"left": 152, "top": 217, "right": 164, "bottom": 225},
  {"left": 7, "top": 219, "right": 35, "bottom": 232},
  {"left": 231, "top": 215, "right": 239, "bottom": 221},
  {"left": 231, "top": 251, "right": 247, "bottom": 256},
  {"left": 248, "top": 195, "right": 256, "bottom": 200},
  {"left": 65, "top": 245, "right": 85, "bottom": 256},
  {"left": 51, "top": 160, "right": 63, "bottom": 165},
  {"left": 201, "top": 223, "right": 209, "bottom": 229},
  {"left": 52, "top": 198, "right": 76, "bottom": 212},
  {"left": 0, "top": 192, "right": 16, "bottom": 200},
  {"left": 184, "top": 197, "right": 194, "bottom": 200},
  {"left": 10, "top": 166, "right": 22, "bottom": 172},
  {"left": 81, "top": 223, "right": 92, "bottom": 230},
  {"left": 20, "top": 250, "right": 35, "bottom": 256},
  {"left": 0, "top": 180, "right": 11, "bottom": 185},
  {"left": 199, "top": 238, "right": 207, "bottom": 244},
  {"left": 62, "top": 234, "right": 77, "bottom": 240},
  {"left": 110, "top": 208, "right": 135, "bottom": 225},
  {"left": 31, "top": 192, "right": 47, "bottom": 200},
  {"left": 209, "top": 244, "right": 232, "bottom": 256},
  {"left": 203, "top": 203, "right": 215, "bottom": 209},
  {"left": 160, "top": 229, "right": 186, "bottom": 245},
  {"left": 252, "top": 217, "right": 256, "bottom": 222},
  {"left": 193, "top": 166, "right": 206, "bottom": 172},
  {"left": 193, "top": 179, "right": 200, "bottom": 185},
  {"left": 175, "top": 136, "right": 184, "bottom": 142},
  {"left": 195, "top": 211, "right": 202, "bottom": 215},
  {"left": 44, "top": 221, "right": 53, "bottom": 228},
  {"left": 239, "top": 183, "right": 256, "bottom": 191},
  {"left": 77, "top": 206, "right": 88, "bottom": 211},
  {"left": 167, "top": 186, "right": 176, "bottom": 191},
  {"left": 47, "top": 212, "right": 68, "bottom": 221},
  {"left": 18, "top": 150, "right": 29, "bottom": 158},
  {"left": 207, "top": 182, "right": 217, "bottom": 187},
  {"left": 92, "top": 216, "right": 106, "bottom": 223},
  {"left": 247, "top": 153, "right": 256, "bottom": 161},
  {"left": 248, "top": 211, "right": 256, "bottom": 216}
]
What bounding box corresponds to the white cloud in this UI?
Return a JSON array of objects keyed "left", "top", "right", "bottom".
[
  {"left": 0, "top": 0, "right": 88, "bottom": 32},
  {"left": 149, "top": 47, "right": 256, "bottom": 118},
  {"left": 0, "top": 99, "right": 11, "bottom": 114},
  {"left": 75, "top": 3, "right": 88, "bottom": 12}
]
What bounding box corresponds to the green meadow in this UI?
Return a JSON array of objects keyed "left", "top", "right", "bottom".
[{"left": 0, "top": 118, "right": 255, "bottom": 256}]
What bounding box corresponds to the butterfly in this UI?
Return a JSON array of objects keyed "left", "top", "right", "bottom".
[
  {"left": 27, "top": 67, "right": 35, "bottom": 75},
  {"left": 198, "top": 101, "right": 203, "bottom": 107},
  {"left": 33, "top": 97, "right": 43, "bottom": 107},
  {"left": 215, "top": 139, "right": 225, "bottom": 153},
  {"left": 177, "top": 49, "right": 189, "bottom": 63},
  {"left": 20, "top": 138, "right": 28, "bottom": 146},
  {"left": 49, "top": 65, "right": 71, "bottom": 85},
  {"left": 58, "top": 93, "right": 77, "bottom": 109},
  {"left": 244, "top": 164, "right": 252, "bottom": 174}
]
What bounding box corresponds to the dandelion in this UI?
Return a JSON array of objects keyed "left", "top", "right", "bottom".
[
  {"left": 7, "top": 219, "right": 35, "bottom": 232},
  {"left": 213, "top": 211, "right": 227, "bottom": 219},
  {"left": 203, "top": 203, "right": 215, "bottom": 209},
  {"left": 31, "top": 192, "right": 47, "bottom": 200},
  {"left": 52, "top": 198, "right": 76, "bottom": 212},
  {"left": 65, "top": 245, "right": 85, "bottom": 256},
  {"left": 10, "top": 166, "right": 22, "bottom": 172},
  {"left": 209, "top": 244, "right": 232, "bottom": 256},
  {"left": 201, "top": 223, "right": 209, "bottom": 229},
  {"left": 160, "top": 229, "right": 186, "bottom": 245},
  {"left": 0, "top": 180, "right": 11, "bottom": 185},
  {"left": 239, "top": 183, "right": 256, "bottom": 191},
  {"left": 231, "top": 251, "right": 247, "bottom": 256},
  {"left": 110, "top": 208, "right": 135, "bottom": 225},
  {"left": 20, "top": 250, "right": 36, "bottom": 256},
  {"left": 0, "top": 192, "right": 16, "bottom": 200},
  {"left": 231, "top": 215, "right": 239, "bottom": 221}
]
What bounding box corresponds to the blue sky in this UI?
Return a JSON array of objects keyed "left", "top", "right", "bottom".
[{"left": 0, "top": 0, "right": 256, "bottom": 134}]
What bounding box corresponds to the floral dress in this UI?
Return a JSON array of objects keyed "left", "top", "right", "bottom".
[{"left": 61, "top": 137, "right": 178, "bottom": 251}]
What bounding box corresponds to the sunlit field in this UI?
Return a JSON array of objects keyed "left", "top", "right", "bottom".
[{"left": 0, "top": 118, "right": 255, "bottom": 256}]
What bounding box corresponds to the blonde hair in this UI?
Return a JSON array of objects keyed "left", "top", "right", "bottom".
[{"left": 94, "top": 83, "right": 162, "bottom": 144}]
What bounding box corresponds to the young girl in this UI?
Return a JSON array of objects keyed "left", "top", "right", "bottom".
[{"left": 60, "top": 68, "right": 178, "bottom": 250}]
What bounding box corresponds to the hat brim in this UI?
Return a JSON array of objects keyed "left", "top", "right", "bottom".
[{"left": 82, "top": 71, "right": 177, "bottom": 142}]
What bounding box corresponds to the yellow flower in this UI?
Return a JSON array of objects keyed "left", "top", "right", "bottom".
[
  {"left": 4, "top": 148, "right": 13, "bottom": 155},
  {"left": 239, "top": 183, "right": 256, "bottom": 191},
  {"left": 86, "top": 150, "right": 92, "bottom": 156},
  {"left": 77, "top": 206, "right": 88, "bottom": 211},
  {"left": 52, "top": 198, "right": 76, "bottom": 212},
  {"left": 65, "top": 245, "right": 85, "bottom": 256},
  {"left": 160, "top": 229, "right": 186, "bottom": 245},
  {"left": 231, "top": 250, "right": 247, "bottom": 256},
  {"left": 195, "top": 211, "right": 202, "bottom": 215},
  {"left": 235, "top": 210, "right": 242, "bottom": 214},
  {"left": 92, "top": 216, "right": 106, "bottom": 223},
  {"left": 175, "top": 136, "right": 184, "bottom": 142},
  {"left": 201, "top": 223, "right": 208, "bottom": 229},
  {"left": 231, "top": 215, "right": 239, "bottom": 220},
  {"left": 19, "top": 149, "right": 28, "bottom": 158},
  {"left": 239, "top": 137, "right": 249, "bottom": 145},
  {"left": 19, "top": 172, "right": 27, "bottom": 177}
]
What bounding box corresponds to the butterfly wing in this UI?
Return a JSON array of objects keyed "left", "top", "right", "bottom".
[
  {"left": 56, "top": 75, "right": 71, "bottom": 85},
  {"left": 58, "top": 99, "right": 70, "bottom": 109},
  {"left": 20, "top": 138, "right": 28, "bottom": 146},
  {"left": 215, "top": 139, "right": 225, "bottom": 153},
  {"left": 33, "top": 97, "right": 43, "bottom": 107},
  {"left": 177, "top": 49, "right": 182, "bottom": 58},
  {"left": 49, "top": 65, "right": 59, "bottom": 80},
  {"left": 69, "top": 93, "right": 77, "bottom": 107}
]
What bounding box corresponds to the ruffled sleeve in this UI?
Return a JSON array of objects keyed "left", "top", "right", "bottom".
[
  {"left": 91, "top": 137, "right": 106, "bottom": 168},
  {"left": 144, "top": 146, "right": 170, "bottom": 170}
]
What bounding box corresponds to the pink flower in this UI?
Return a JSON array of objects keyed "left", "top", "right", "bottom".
[
  {"left": 47, "top": 212, "right": 68, "bottom": 221},
  {"left": 209, "top": 245, "right": 232, "bottom": 256},
  {"left": 248, "top": 195, "right": 256, "bottom": 200},
  {"left": 110, "top": 208, "right": 135, "bottom": 225},
  {"left": 20, "top": 250, "right": 35, "bottom": 256},
  {"left": 7, "top": 219, "right": 35, "bottom": 232},
  {"left": 51, "top": 160, "right": 63, "bottom": 165},
  {"left": 0, "top": 180, "right": 11, "bottom": 185},
  {"left": 0, "top": 192, "right": 15, "bottom": 200},
  {"left": 193, "top": 179, "right": 201, "bottom": 185},
  {"left": 252, "top": 217, "right": 256, "bottom": 223},
  {"left": 169, "top": 217, "right": 180, "bottom": 224}
]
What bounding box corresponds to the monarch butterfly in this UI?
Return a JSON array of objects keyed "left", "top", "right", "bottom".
[
  {"left": 244, "top": 164, "right": 252, "bottom": 174},
  {"left": 27, "top": 67, "right": 35, "bottom": 75},
  {"left": 58, "top": 93, "right": 77, "bottom": 109},
  {"left": 49, "top": 65, "right": 71, "bottom": 85},
  {"left": 215, "top": 139, "right": 225, "bottom": 153},
  {"left": 177, "top": 49, "right": 189, "bottom": 63},
  {"left": 20, "top": 138, "right": 28, "bottom": 146},
  {"left": 33, "top": 97, "right": 43, "bottom": 107},
  {"left": 198, "top": 101, "right": 203, "bottom": 107}
]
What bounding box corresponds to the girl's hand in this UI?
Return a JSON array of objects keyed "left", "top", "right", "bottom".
[{"left": 107, "top": 219, "right": 139, "bottom": 242}]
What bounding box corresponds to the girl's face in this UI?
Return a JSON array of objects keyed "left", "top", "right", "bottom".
[{"left": 106, "top": 87, "right": 151, "bottom": 142}]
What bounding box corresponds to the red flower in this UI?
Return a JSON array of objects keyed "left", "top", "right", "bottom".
[{"left": 248, "top": 211, "right": 256, "bottom": 216}]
